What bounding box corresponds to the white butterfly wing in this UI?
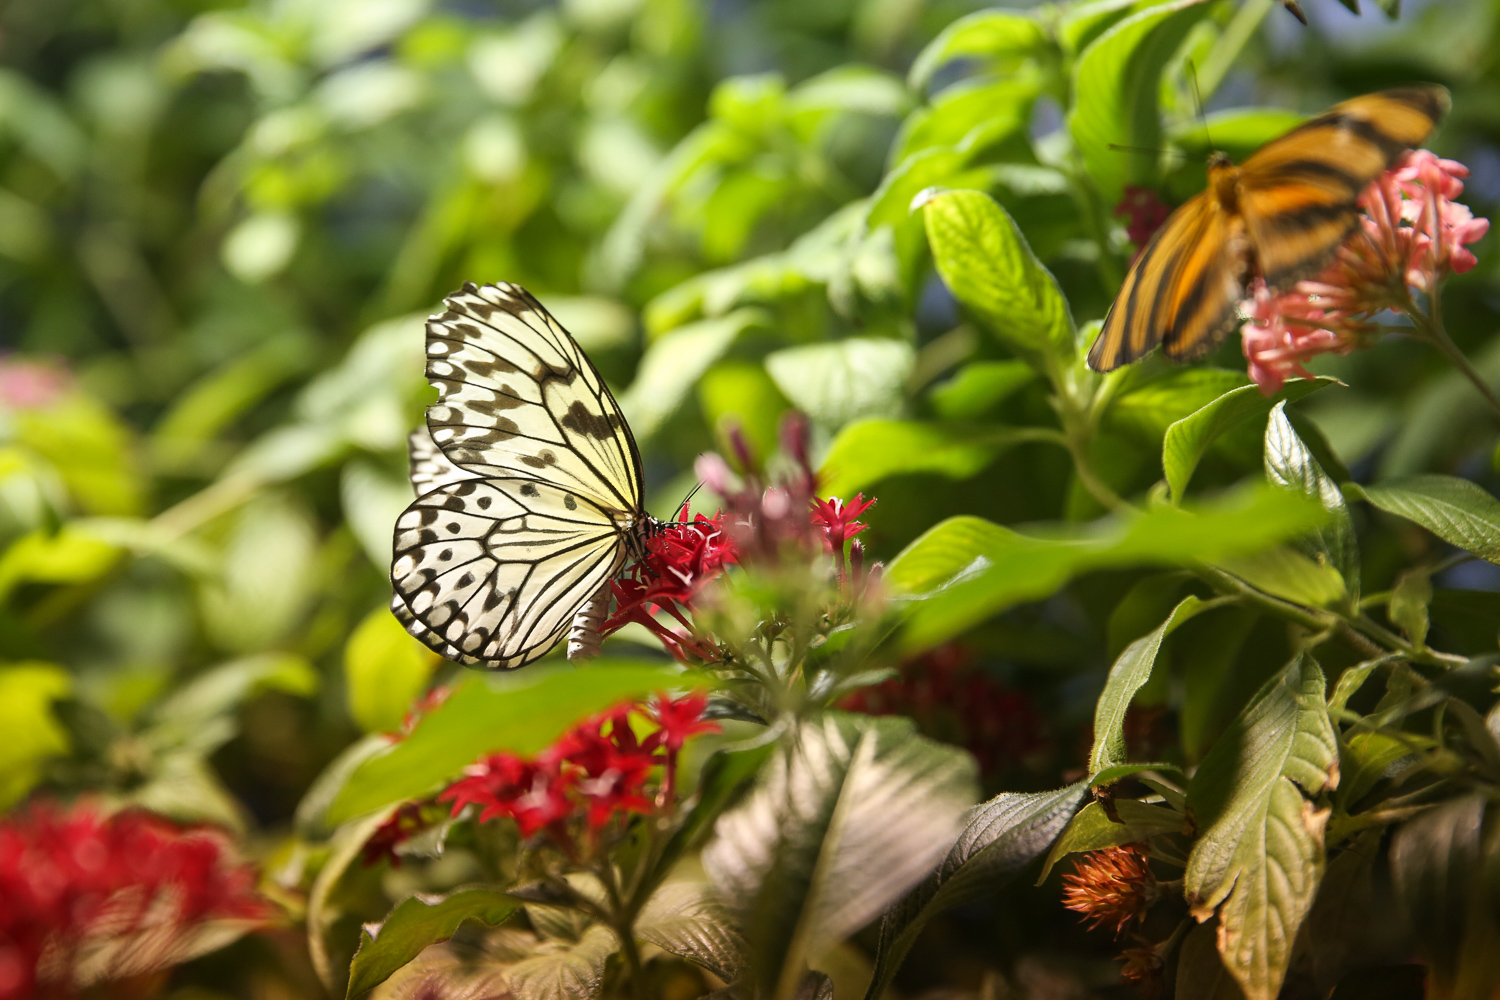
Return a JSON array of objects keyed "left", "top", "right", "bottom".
[
  {"left": 424, "top": 282, "right": 642, "bottom": 515},
  {"left": 390, "top": 282, "right": 644, "bottom": 670}
]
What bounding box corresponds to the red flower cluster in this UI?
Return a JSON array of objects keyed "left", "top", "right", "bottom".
[
  {"left": 0, "top": 803, "right": 267, "bottom": 1000},
  {"left": 839, "top": 644, "right": 1044, "bottom": 774},
  {"left": 430, "top": 693, "right": 718, "bottom": 857},
  {"left": 603, "top": 510, "right": 738, "bottom": 662},
  {"left": 1241, "top": 150, "right": 1489, "bottom": 393},
  {"left": 1115, "top": 186, "right": 1172, "bottom": 251},
  {"left": 1062, "top": 844, "right": 1159, "bottom": 937}
]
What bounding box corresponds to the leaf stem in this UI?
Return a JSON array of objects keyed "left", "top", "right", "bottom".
[
  {"left": 1406, "top": 296, "right": 1500, "bottom": 422},
  {"left": 598, "top": 859, "right": 649, "bottom": 1000}
]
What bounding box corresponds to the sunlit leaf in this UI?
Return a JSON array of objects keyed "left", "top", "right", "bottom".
[
  {"left": 907, "top": 9, "right": 1048, "bottom": 91},
  {"left": 764, "top": 338, "right": 914, "bottom": 430},
  {"left": 0, "top": 662, "right": 72, "bottom": 808},
  {"left": 1090, "top": 595, "right": 1205, "bottom": 774},
  {"left": 1264, "top": 402, "right": 1359, "bottom": 603},
  {"left": 347, "top": 888, "right": 521, "bottom": 999},
  {"left": 344, "top": 607, "right": 440, "bottom": 734},
  {"left": 818, "top": 419, "right": 1032, "bottom": 498},
  {"left": 621, "top": 310, "right": 763, "bottom": 441},
  {"left": 1038, "top": 799, "right": 1185, "bottom": 882},
  {"left": 704, "top": 713, "right": 977, "bottom": 1000},
  {"left": 636, "top": 881, "right": 747, "bottom": 982}
]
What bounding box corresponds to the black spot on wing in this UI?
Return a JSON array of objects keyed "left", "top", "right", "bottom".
[{"left": 560, "top": 400, "right": 622, "bottom": 441}]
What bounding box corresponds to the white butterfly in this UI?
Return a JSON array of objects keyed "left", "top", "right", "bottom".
[{"left": 390, "top": 282, "right": 653, "bottom": 669}]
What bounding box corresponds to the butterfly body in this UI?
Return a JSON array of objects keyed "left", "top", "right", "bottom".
[
  {"left": 1087, "top": 85, "right": 1450, "bottom": 372},
  {"left": 391, "top": 282, "right": 653, "bottom": 670}
]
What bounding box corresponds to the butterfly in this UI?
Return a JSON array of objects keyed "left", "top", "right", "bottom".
[
  {"left": 1086, "top": 85, "right": 1450, "bottom": 372},
  {"left": 390, "top": 282, "right": 652, "bottom": 669}
]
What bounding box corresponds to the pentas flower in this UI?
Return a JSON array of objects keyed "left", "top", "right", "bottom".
[
  {"left": 1062, "top": 844, "right": 1160, "bottom": 938},
  {"left": 1116, "top": 186, "right": 1172, "bottom": 250},
  {"left": 427, "top": 693, "right": 718, "bottom": 859},
  {"left": 0, "top": 356, "right": 71, "bottom": 410},
  {"left": 602, "top": 509, "right": 736, "bottom": 663},
  {"left": 1240, "top": 150, "right": 1489, "bottom": 394},
  {"left": 0, "top": 803, "right": 268, "bottom": 1000},
  {"left": 362, "top": 802, "right": 448, "bottom": 867},
  {"left": 839, "top": 643, "right": 1044, "bottom": 774}
]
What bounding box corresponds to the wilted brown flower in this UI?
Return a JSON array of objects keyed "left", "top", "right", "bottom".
[{"left": 1061, "top": 844, "right": 1158, "bottom": 937}]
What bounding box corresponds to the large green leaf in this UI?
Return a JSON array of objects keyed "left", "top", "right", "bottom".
[
  {"left": 507, "top": 925, "right": 618, "bottom": 1000},
  {"left": 1090, "top": 596, "right": 1206, "bottom": 774},
  {"left": 1163, "top": 378, "right": 1337, "bottom": 500},
  {"left": 921, "top": 189, "right": 1075, "bottom": 363},
  {"left": 346, "top": 888, "right": 521, "bottom": 998},
  {"left": 892, "top": 77, "right": 1039, "bottom": 164},
  {"left": 323, "top": 662, "right": 689, "bottom": 825},
  {"left": 864, "top": 782, "right": 1087, "bottom": 1000},
  {"left": 1037, "top": 798, "right": 1185, "bottom": 882},
  {"left": 636, "top": 881, "right": 747, "bottom": 982},
  {"left": 1184, "top": 655, "right": 1338, "bottom": 1000},
  {"left": 343, "top": 607, "right": 439, "bottom": 734},
  {"left": 1068, "top": 0, "right": 1215, "bottom": 204},
  {"left": 818, "top": 419, "right": 1036, "bottom": 498},
  {"left": 907, "top": 9, "right": 1048, "bottom": 91},
  {"left": 888, "top": 487, "right": 1327, "bottom": 651},
  {"left": 1345, "top": 475, "right": 1500, "bottom": 565},
  {"left": 764, "top": 338, "right": 914, "bottom": 429},
  {"left": 1263, "top": 402, "right": 1359, "bottom": 603},
  {"left": 702, "top": 713, "right": 978, "bottom": 1000},
  {"left": 620, "top": 310, "right": 763, "bottom": 441}
]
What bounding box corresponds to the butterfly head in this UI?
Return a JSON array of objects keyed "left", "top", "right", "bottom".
[{"left": 1206, "top": 150, "right": 1239, "bottom": 210}]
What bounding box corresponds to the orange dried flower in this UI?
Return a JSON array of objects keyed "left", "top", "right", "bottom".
[
  {"left": 1061, "top": 844, "right": 1158, "bottom": 937},
  {"left": 1118, "top": 942, "right": 1166, "bottom": 997}
]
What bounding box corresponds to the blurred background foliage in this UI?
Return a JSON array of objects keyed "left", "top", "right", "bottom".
[{"left": 2, "top": 0, "right": 1499, "bottom": 994}]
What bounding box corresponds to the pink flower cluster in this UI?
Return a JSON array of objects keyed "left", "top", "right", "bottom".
[
  {"left": 1242, "top": 150, "right": 1489, "bottom": 393},
  {"left": 0, "top": 357, "right": 71, "bottom": 410},
  {"left": 0, "top": 803, "right": 267, "bottom": 999},
  {"left": 361, "top": 694, "right": 719, "bottom": 863}
]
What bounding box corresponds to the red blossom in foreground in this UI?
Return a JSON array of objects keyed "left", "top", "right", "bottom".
[
  {"left": 429, "top": 693, "right": 718, "bottom": 857},
  {"left": 839, "top": 643, "right": 1043, "bottom": 774},
  {"left": 1062, "top": 844, "right": 1159, "bottom": 938},
  {"left": 1241, "top": 150, "right": 1489, "bottom": 394},
  {"left": 0, "top": 803, "right": 268, "bottom": 1000},
  {"left": 1115, "top": 186, "right": 1172, "bottom": 251}
]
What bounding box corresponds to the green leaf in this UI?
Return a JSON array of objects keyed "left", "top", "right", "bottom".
[
  {"left": 0, "top": 525, "right": 120, "bottom": 600},
  {"left": 703, "top": 713, "right": 978, "bottom": 1000},
  {"left": 1037, "top": 799, "right": 1185, "bottom": 883},
  {"left": 199, "top": 495, "right": 320, "bottom": 652},
  {"left": 698, "top": 361, "right": 791, "bottom": 461},
  {"left": 344, "top": 607, "right": 439, "bottom": 734},
  {"left": 636, "top": 881, "right": 748, "bottom": 982},
  {"left": 1184, "top": 654, "right": 1338, "bottom": 1000},
  {"left": 1389, "top": 795, "right": 1500, "bottom": 998},
  {"left": 1216, "top": 546, "right": 1347, "bottom": 608},
  {"left": 818, "top": 420, "right": 1033, "bottom": 499},
  {"left": 921, "top": 189, "right": 1075, "bottom": 362},
  {"left": 890, "top": 487, "right": 1327, "bottom": 651},
  {"left": 1068, "top": 0, "right": 1215, "bottom": 204},
  {"left": 620, "top": 310, "right": 762, "bottom": 441},
  {"left": 1264, "top": 401, "right": 1359, "bottom": 603},
  {"left": 1389, "top": 569, "right": 1432, "bottom": 648},
  {"left": 1176, "top": 921, "right": 1247, "bottom": 999},
  {"left": 865, "top": 782, "right": 1087, "bottom": 1000},
  {"left": 893, "top": 77, "right": 1038, "bottom": 164},
  {"left": 1163, "top": 377, "right": 1337, "bottom": 500},
  {"left": 0, "top": 662, "right": 72, "bottom": 808},
  {"left": 907, "top": 9, "right": 1048, "bottom": 91},
  {"left": 507, "top": 924, "right": 617, "bottom": 1000},
  {"left": 764, "top": 338, "right": 914, "bottom": 430},
  {"left": 928, "top": 360, "right": 1035, "bottom": 421},
  {"left": 346, "top": 888, "right": 521, "bottom": 999},
  {"left": 145, "top": 653, "right": 318, "bottom": 757},
  {"left": 1345, "top": 475, "right": 1500, "bottom": 565},
  {"left": 1338, "top": 731, "right": 1414, "bottom": 809},
  {"left": 324, "top": 661, "right": 689, "bottom": 825},
  {"left": 1090, "top": 596, "right": 1205, "bottom": 774},
  {"left": 1104, "top": 367, "right": 1249, "bottom": 445}
]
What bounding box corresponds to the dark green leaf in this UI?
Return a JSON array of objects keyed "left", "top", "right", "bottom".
[
  {"left": 1090, "top": 596, "right": 1205, "bottom": 774},
  {"left": 1037, "top": 799, "right": 1184, "bottom": 882},
  {"left": 928, "top": 360, "right": 1035, "bottom": 420},
  {"left": 346, "top": 888, "right": 520, "bottom": 998},
  {"left": 1345, "top": 475, "right": 1500, "bottom": 565},
  {"left": 1184, "top": 655, "right": 1338, "bottom": 1000},
  {"left": 1389, "top": 569, "right": 1432, "bottom": 647},
  {"left": 865, "top": 782, "right": 1086, "bottom": 1000}
]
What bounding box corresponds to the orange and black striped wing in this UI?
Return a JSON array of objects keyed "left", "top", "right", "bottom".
[
  {"left": 1088, "top": 194, "right": 1250, "bottom": 371},
  {"left": 1237, "top": 85, "right": 1449, "bottom": 288}
]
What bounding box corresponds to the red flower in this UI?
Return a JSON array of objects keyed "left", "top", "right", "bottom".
[
  {"left": 811, "top": 493, "right": 876, "bottom": 554},
  {"left": 1115, "top": 187, "right": 1171, "bottom": 250},
  {"left": 439, "top": 753, "right": 574, "bottom": 838},
  {"left": 602, "top": 509, "right": 736, "bottom": 662},
  {"left": 0, "top": 803, "right": 267, "bottom": 1000},
  {"left": 644, "top": 692, "right": 720, "bottom": 753},
  {"left": 362, "top": 802, "right": 442, "bottom": 867}
]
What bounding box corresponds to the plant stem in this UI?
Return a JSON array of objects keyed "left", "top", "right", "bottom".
[
  {"left": 1407, "top": 298, "right": 1500, "bottom": 422},
  {"left": 598, "top": 860, "right": 648, "bottom": 1000}
]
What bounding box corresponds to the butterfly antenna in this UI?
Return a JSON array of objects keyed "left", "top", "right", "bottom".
[
  {"left": 1186, "top": 59, "right": 1212, "bottom": 149},
  {"left": 672, "top": 480, "right": 705, "bottom": 524}
]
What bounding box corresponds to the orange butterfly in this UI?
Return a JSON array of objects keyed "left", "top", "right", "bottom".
[{"left": 1086, "top": 85, "right": 1450, "bottom": 372}]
